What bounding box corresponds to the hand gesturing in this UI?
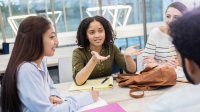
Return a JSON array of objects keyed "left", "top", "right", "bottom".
[
  {"left": 124, "top": 44, "right": 143, "bottom": 56},
  {"left": 91, "top": 51, "right": 110, "bottom": 63}
]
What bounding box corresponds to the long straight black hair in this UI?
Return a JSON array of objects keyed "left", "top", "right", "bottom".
[{"left": 1, "top": 16, "right": 51, "bottom": 112}]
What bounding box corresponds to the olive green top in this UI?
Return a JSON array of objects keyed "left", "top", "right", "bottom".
[{"left": 72, "top": 44, "right": 132, "bottom": 83}]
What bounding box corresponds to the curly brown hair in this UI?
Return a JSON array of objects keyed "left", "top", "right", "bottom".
[{"left": 76, "top": 16, "right": 115, "bottom": 47}]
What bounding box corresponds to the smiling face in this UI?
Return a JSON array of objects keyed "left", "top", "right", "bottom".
[
  {"left": 86, "top": 20, "right": 105, "bottom": 50},
  {"left": 43, "top": 25, "right": 58, "bottom": 56},
  {"left": 165, "top": 7, "right": 183, "bottom": 26}
]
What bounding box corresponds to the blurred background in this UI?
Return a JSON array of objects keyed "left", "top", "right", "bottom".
[{"left": 0, "top": 0, "right": 199, "bottom": 53}]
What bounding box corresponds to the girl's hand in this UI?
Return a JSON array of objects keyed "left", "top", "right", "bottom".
[
  {"left": 143, "top": 56, "right": 158, "bottom": 68},
  {"left": 90, "top": 90, "right": 99, "bottom": 102},
  {"left": 165, "top": 59, "right": 178, "bottom": 68},
  {"left": 124, "top": 44, "right": 143, "bottom": 56},
  {"left": 91, "top": 51, "right": 110, "bottom": 63},
  {"left": 49, "top": 95, "right": 63, "bottom": 105},
  {"left": 143, "top": 56, "right": 157, "bottom": 64}
]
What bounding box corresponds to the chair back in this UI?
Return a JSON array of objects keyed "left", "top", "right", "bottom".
[{"left": 58, "top": 57, "right": 73, "bottom": 83}]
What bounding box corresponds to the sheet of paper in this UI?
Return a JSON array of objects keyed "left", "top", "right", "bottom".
[
  {"left": 78, "top": 97, "right": 107, "bottom": 112},
  {"left": 69, "top": 76, "right": 113, "bottom": 91},
  {"left": 175, "top": 66, "right": 185, "bottom": 78}
]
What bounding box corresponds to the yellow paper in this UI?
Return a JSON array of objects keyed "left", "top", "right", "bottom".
[{"left": 69, "top": 76, "right": 113, "bottom": 91}]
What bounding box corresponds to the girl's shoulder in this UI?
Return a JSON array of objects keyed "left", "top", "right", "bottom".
[
  {"left": 73, "top": 47, "right": 90, "bottom": 57},
  {"left": 150, "top": 27, "right": 162, "bottom": 35},
  {"left": 73, "top": 47, "right": 85, "bottom": 52},
  {"left": 17, "top": 62, "right": 38, "bottom": 78},
  {"left": 17, "top": 62, "right": 33, "bottom": 71},
  {"left": 149, "top": 27, "right": 167, "bottom": 40},
  {"left": 106, "top": 43, "right": 119, "bottom": 51}
]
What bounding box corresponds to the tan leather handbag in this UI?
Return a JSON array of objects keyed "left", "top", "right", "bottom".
[{"left": 116, "top": 66, "right": 177, "bottom": 98}]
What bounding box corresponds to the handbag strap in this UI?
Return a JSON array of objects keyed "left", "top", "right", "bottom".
[
  {"left": 129, "top": 85, "right": 160, "bottom": 98},
  {"left": 129, "top": 86, "right": 144, "bottom": 98}
]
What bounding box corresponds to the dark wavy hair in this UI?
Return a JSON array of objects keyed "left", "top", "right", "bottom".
[
  {"left": 166, "top": 2, "right": 187, "bottom": 14},
  {"left": 1, "top": 16, "right": 51, "bottom": 112},
  {"left": 76, "top": 16, "right": 115, "bottom": 47},
  {"left": 169, "top": 7, "right": 200, "bottom": 67}
]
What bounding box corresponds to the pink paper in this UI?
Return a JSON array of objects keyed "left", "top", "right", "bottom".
[{"left": 83, "top": 103, "right": 126, "bottom": 112}]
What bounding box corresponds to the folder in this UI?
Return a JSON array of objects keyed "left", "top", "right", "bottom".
[
  {"left": 82, "top": 103, "right": 126, "bottom": 112},
  {"left": 69, "top": 76, "right": 113, "bottom": 91}
]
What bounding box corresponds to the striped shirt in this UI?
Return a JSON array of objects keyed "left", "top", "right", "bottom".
[{"left": 143, "top": 27, "right": 177, "bottom": 62}]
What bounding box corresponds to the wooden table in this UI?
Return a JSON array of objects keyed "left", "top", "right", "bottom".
[{"left": 54, "top": 81, "right": 190, "bottom": 112}]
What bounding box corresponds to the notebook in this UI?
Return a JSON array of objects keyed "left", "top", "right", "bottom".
[
  {"left": 82, "top": 103, "right": 126, "bottom": 112},
  {"left": 69, "top": 76, "right": 113, "bottom": 91}
]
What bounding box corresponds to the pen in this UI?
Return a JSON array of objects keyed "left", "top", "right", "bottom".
[
  {"left": 91, "top": 87, "right": 94, "bottom": 91},
  {"left": 101, "top": 77, "right": 109, "bottom": 84}
]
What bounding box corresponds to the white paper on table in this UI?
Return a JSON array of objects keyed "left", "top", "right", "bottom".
[
  {"left": 78, "top": 97, "right": 107, "bottom": 112},
  {"left": 175, "top": 66, "right": 185, "bottom": 78}
]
